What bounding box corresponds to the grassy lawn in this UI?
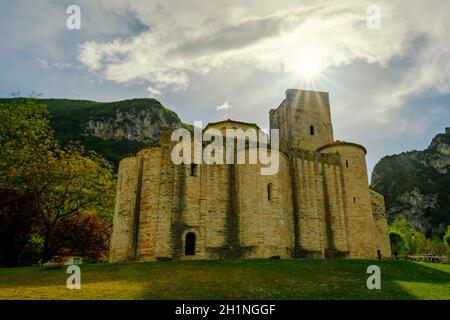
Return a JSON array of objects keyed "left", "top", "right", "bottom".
[{"left": 0, "top": 259, "right": 449, "bottom": 300}]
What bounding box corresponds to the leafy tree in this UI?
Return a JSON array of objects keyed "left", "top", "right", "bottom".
[
  {"left": 390, "top": 218, "right": 426, "bottom": 255},
  {"left": 0, "top": 101, "right": 116, "bottom": 263},
  {"left": 29, "top": 147, "right": 115, "bottom": 261},
  {"left": 424, "top": 235, "right": 448, "bottom": 256},
  {"left": 50, "top": 212, "right": 111, "bottom": 262},
  {"left": 389, "top": 217, "right": 449, "bottom": 257},
  {"left": 444, "top": 226, "right": 450, "bottom": 251},
  {"left": 0, "top": 100, "right": 54, "bottom": 181},
  {"left": 389, "top": 231, "right": 406, "bottom": 259}
]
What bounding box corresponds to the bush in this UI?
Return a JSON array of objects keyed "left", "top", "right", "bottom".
[
  {"left": 50, "top": 212, "right": 111, "bottom": 262},
  {"left": 444, "top": 226, "right": 450, "bottom": 251},
  {"left": 389, "top": 231, "right": 406, "bottom": 259},
  {"left": 424, "top": 235, "right": 448, "bottom": 255}
]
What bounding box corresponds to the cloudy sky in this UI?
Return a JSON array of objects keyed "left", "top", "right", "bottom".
[{"left": 1, "top": 0, "right": 449, "bottom": 178}]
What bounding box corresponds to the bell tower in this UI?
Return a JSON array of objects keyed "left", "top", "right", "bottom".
[{"left": 270, "top": 89, "right": 334, "bottom": 152}]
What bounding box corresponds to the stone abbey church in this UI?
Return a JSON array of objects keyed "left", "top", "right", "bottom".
[{"left": 110, "top": 89, "right": 391, "bottom": 262}]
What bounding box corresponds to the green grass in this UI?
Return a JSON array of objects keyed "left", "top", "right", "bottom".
[{"left": 0, "top": 259, "right": 449, "bottom": 300}]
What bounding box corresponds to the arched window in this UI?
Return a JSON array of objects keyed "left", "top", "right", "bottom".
[
  {"left": 185, "top": 232, "right": 196, "bottom": 256},
  {"left": 310, "top": 125, "right": 315, "bottom": 135},
  {"left": 267, "top": 183, "right": 273, "bottom": 201}
]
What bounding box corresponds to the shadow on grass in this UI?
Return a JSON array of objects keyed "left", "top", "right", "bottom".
[
  {"left": 0, "top": 259, "right": 449, "bottom": 300},
  {"left": 135, "top": 259, "right": 450, "bottom": 300}
]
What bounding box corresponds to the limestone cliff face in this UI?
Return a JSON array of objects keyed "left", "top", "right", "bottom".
[
  {"left": 85, "top": 109, "right": 173, "bottom": 143},
  {"left": 59, "top": 98, "right": 186, "bottom": 166},
  {"left": 371, "top": 128, "right": 450, "bottom": 235},
  {"left": 426, "top": 128, "right": 450, "bottom": 173}
]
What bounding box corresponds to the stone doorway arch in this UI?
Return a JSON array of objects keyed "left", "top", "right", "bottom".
[{"left": 185, "top": 232, "right": 196, "bottom": 256}]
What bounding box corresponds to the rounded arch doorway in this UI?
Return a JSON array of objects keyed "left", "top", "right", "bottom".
[{"left": 184, "top": 232, "right": 196, "bottom": 256}]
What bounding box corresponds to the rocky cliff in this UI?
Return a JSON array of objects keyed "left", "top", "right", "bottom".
[
  {"left": 371, "top": 128, "right": 450, "bottom": 236},
  {"left": 0, "top": 97, "right": 187, "bottom": 166}
]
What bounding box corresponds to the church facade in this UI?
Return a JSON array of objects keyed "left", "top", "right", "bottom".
[{"left": 109, "top": 89, "right": 391, "bottom": 262}]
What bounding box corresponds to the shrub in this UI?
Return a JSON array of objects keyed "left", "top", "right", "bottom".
[
  {"left": 50, "top": 212, "right": 111, "bottom": 262},
  {"left": 389, "top": 231, "right": 406, "bottom": 259},
  {"left": 444, "top": 226, "right": 450, "bottom": 252}
]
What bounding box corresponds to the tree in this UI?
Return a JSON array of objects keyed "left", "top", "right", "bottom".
[
  {"left": 0, "top": 100, "right": 54, "bottom": 182},
  {"left": 424, "top": 235, "right": 448, "bottom": 256},
  {"left": 28, "top": 147, "right": 115, "bottom": 261},
  {"left": 0, "top": 100, "right": 116, "bottom": 262},
  {"left": 50, "top": 212, "right": 111, "bottom": 262},
  {"left": 444, "top": 226, "right": 450, "bottom": 251},
  {"left": 389, "top": 231, "right": 406, "bottom": 259},
  {"left": 0, "top": 188, "right": 40, "bottom": 266},
  {"left": 390, "top": 217, "right": 426, "bottom": 255}
]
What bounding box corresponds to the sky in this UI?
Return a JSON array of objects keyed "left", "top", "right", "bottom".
[{"left": 1, "top": 0, "right": 449, "bottom": 179}]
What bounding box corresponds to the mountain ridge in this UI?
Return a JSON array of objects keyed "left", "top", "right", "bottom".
[
  {"left": 0, "top": 97, "right": 188, "bottom": 166},
  {"left": 371, "top": 127, "right": 450, "bottom": 236}
]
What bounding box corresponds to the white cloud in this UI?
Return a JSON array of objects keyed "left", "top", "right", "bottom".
[
  {"left": 52, "top": 62, "right": 78, "bottom": 70},
  {"left": 76, "top": 1, "right": 450, "bottom": 110},
  {"left": 147, "top": 85, "right": 161, "bottom": 97},
  {"left": 68, "top": 0, "right": 450, "bottom": 139},
  {"left": 217, "top": 102, "right": 232, "bottom": 111},
  {"left": 79, "top": 1, "right": 385, "bottom": 88},
  {"left": 37, "top": 58, "right": 49, "bottom": 69},
  {"left": 37, "top": 58, "right": 81, "bottom": 71}
]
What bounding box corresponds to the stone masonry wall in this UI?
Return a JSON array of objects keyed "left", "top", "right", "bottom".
[
  {"left": 109, "top": 156, "right": 139, "bottom": 262},
  {"left": 110, "top": 90, "right": 391, "bottom": 262},
  {"left": 370, "top": 189, "right": 392, "bottom": 258},
  {"left": 318, "top": 143, "right": 379, "bottom": 259},
  {"left": 270, "top": 89, "right": 334, "bottom": 152},
  {"left": 236, "top": 149, "right": 294, "bottom": 259},
  {"left": 110, "top": 133, "right": 390, "bottom": 261},
  {"left": 110, "top": 135, "right": 297, "bottom": 261},
  {"left": 288, "top": 149, "right": 349, "bottom": 258}
]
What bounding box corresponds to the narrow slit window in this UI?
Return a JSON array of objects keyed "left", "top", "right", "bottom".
[
  {"left": 346, "top": 160, "right": 349, "bottom": 168},
  {"left": 190, "top": 163, "right": 198, "bottom": 176},
  {"left": 353, "top": 197, "right": 356, "bottom": 204},
  {"left": 267, "top": 183, "right": 273, "bottom": 201},
  {"left": 310, "top": 125, "right": 315, "bottom": 135}
]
